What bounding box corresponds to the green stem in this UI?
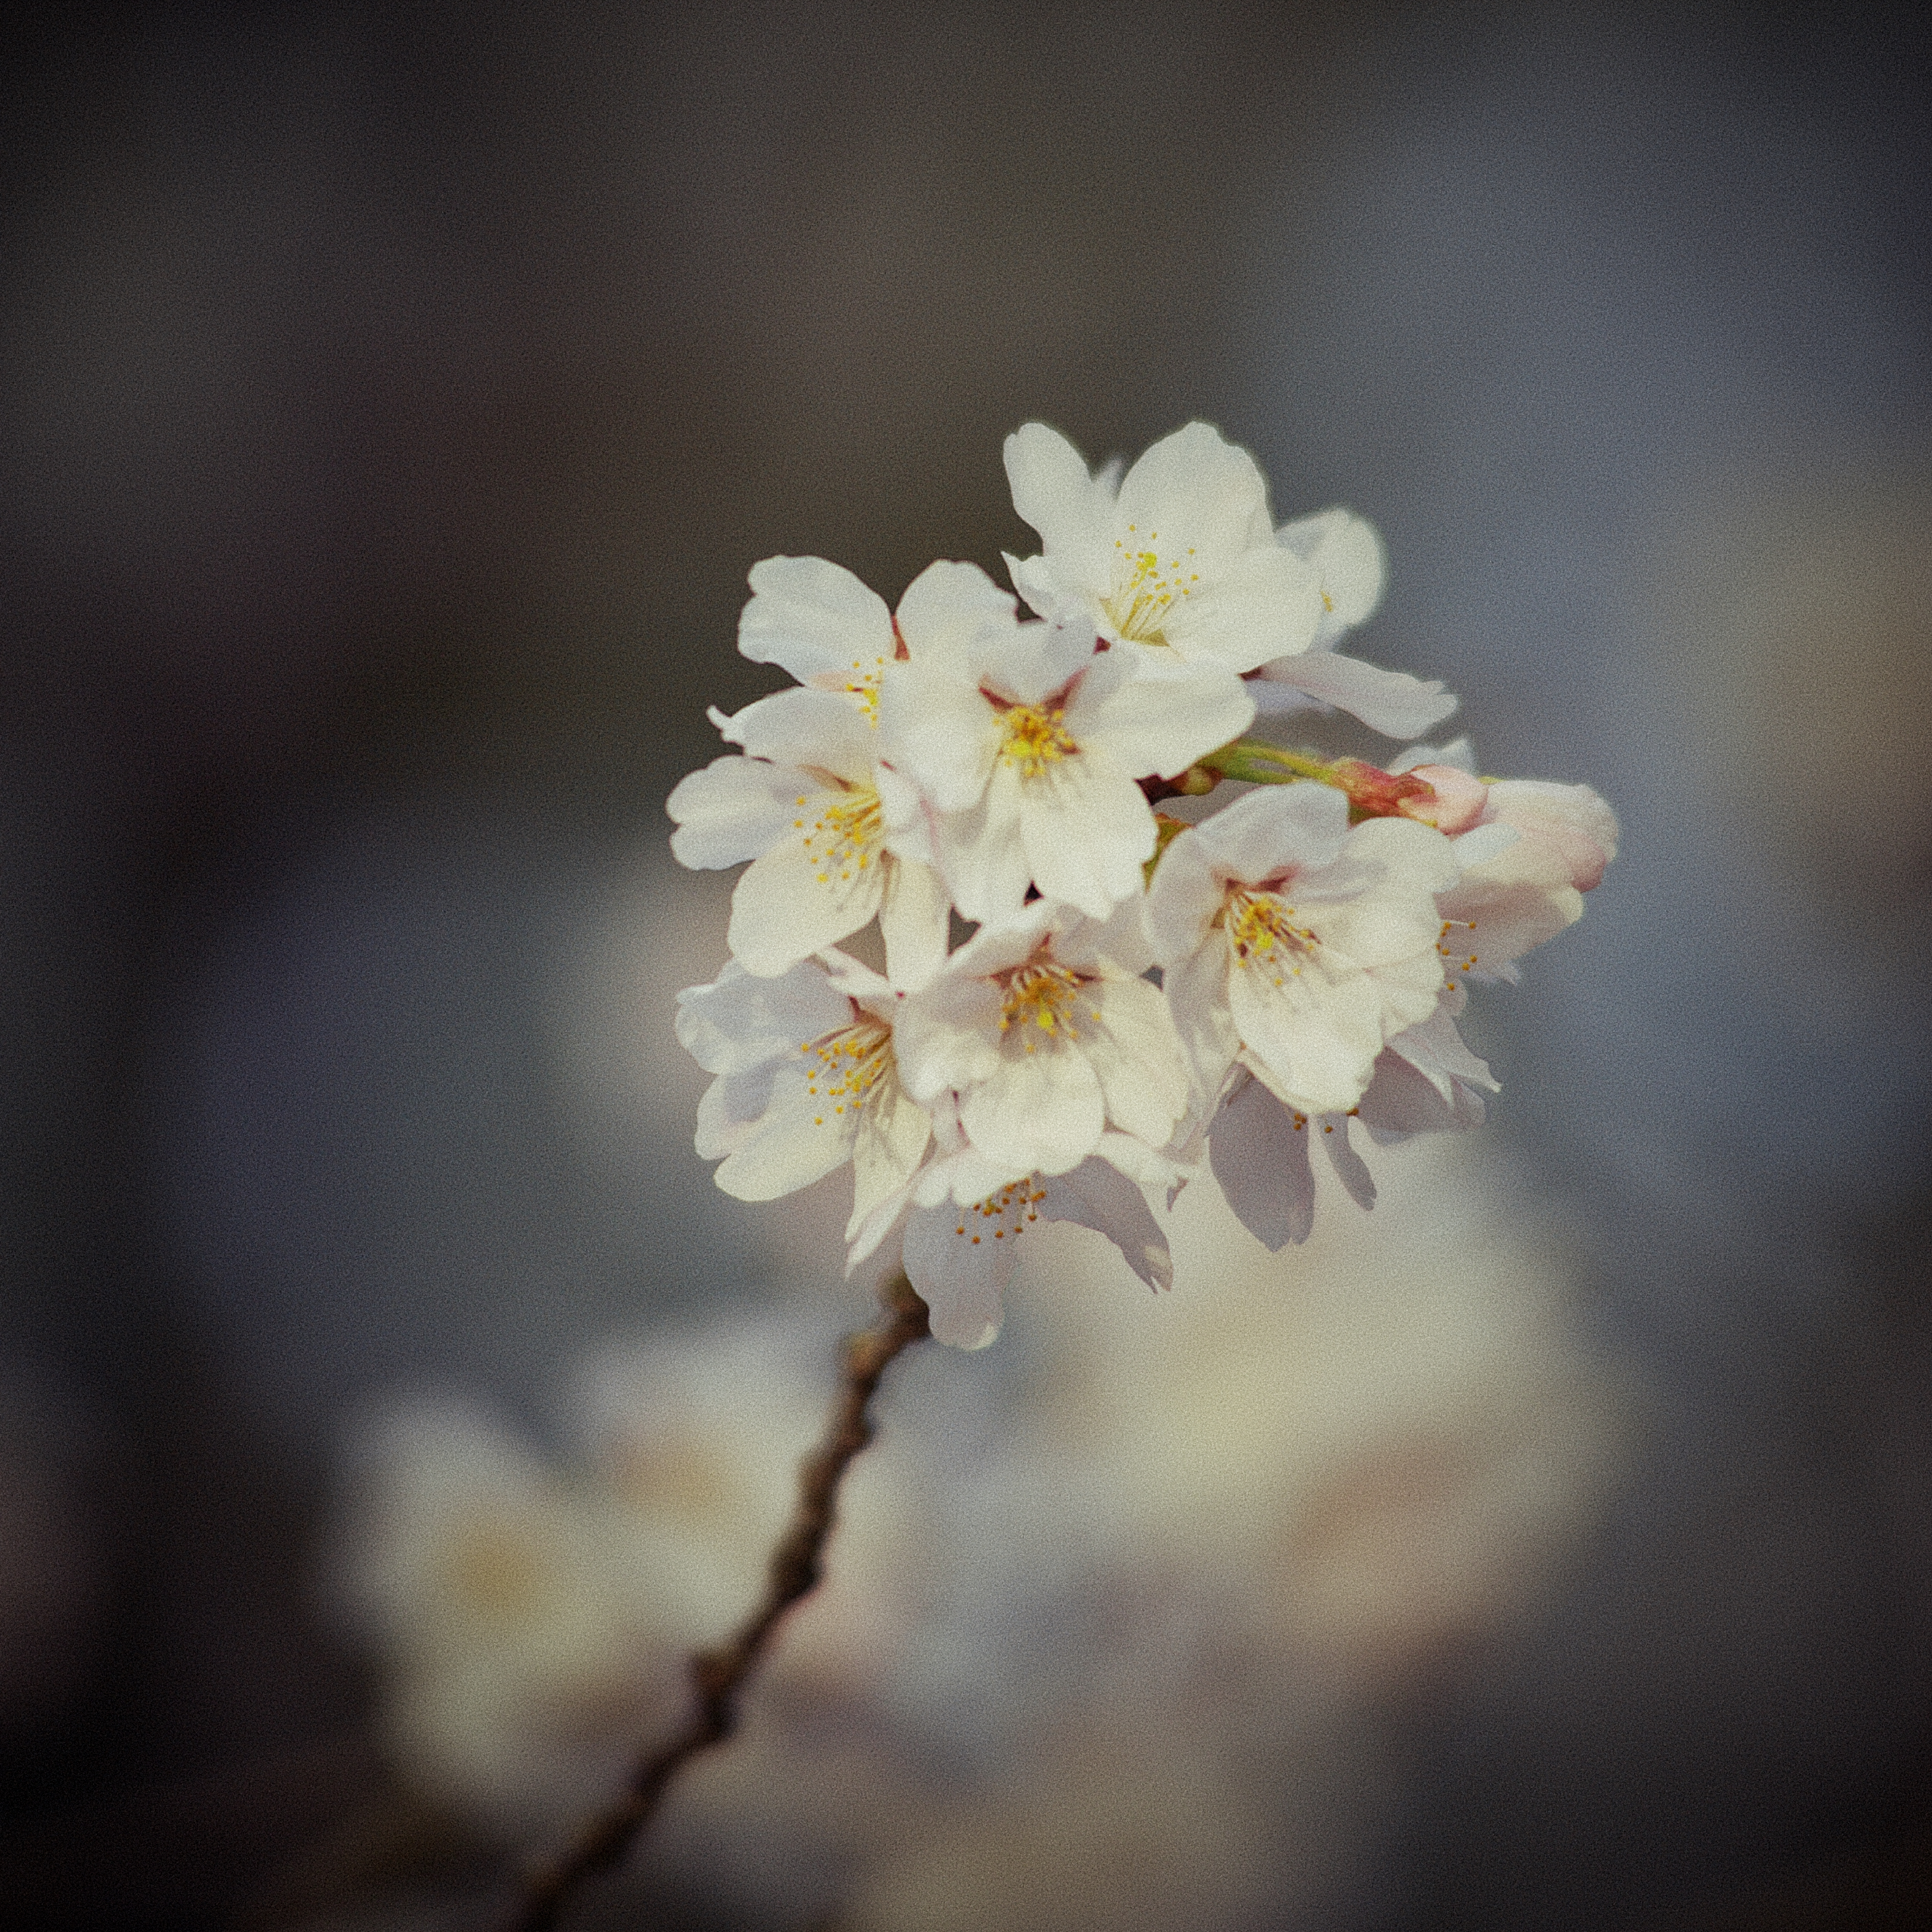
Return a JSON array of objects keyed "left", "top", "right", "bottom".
[{"left": 1196, "top": 739, "right": 1338, "bottom": 787}]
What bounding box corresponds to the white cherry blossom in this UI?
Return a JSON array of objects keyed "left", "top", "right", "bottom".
[
  {"left": 669, "top": 557, "right": 1020, "bottom": 984},
  {"left": 879, "top": 591, "right": 1253, "bottom": 924},
  {"left": 668, "top": 689, "right": 946, "bottom": 984},
  {"left": 1001, "top": 421, "right": 1325, "bottom": 674},
  {"left": 899, "top": 1130, "right": 1176, "bottom": 1349},
  {"left": 1146, "top": 781, "right": 1459, "bottom": 1118},
  {"left": 894, "top": 898, "right": 1190, "bottom": 1181},
  {"left": 675, "top": 952, "right": 931, "bottom": 1250}
]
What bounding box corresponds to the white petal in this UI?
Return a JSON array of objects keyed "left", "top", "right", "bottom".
[
  {"left": 1167, "top": 541, "right": 1324, "bottom": 672},
  {"left": 740, "top": 556, "right": 894, "bottom": 685},
  {"left": 892, "top": 971, "right": 1008, "bottom": 1104},
  {"left": 667, "top": 757, "right": 806, "bottom": 870},
  {"left": 960, "top": 1046, "right": 1105, "bottom": 1175},
  {"left": 713, "top": 1063, "right": 859, "bottom": 1201},
  {"left": 1208, "top": 1072, "right": 1315, "bottom": 1250},
  {"left": 1115, "top": 422, "right": 1272, "bottom": 577},
  {"left": 1005, "top": 549, "right": 1085, "bottom": 625},
  {"left": 980, "top": 611, "right": 1102, "bottom": 706},
  {"left": 1072, "top": 652, "right": 1255, "bottom": 779},
  {"left": 1187, "top": 780, "right": 1351, "bottom": 885},
  {"left": 894, "top": 559, "right": 1019, "bottom": 670},
  {"left": 1144, "top": 828, "right": 1230, "bottom": 965},
  {"left": 1276, "top": 507, "right": 1388, "bottom": 643},
  {"left": 728, "top": 828, "right": 886, "bottom": 977},
  {"left": 878, "top": 854, "right": 951, "bottom": 991},
  {"left": 1253, "top": 650, "right": 1458, "bottom": 738},
  {"left": 877, "top": 662, "right": 999, "bottom": 813},
  {"left": 1160, "top": 937, "right": 1241, "bottom": 1102},
  {"left": 1019, "top": 761, "right": 1156, "bottom": 920},
  {"left": 674, "top": 958, "right": 851, "bottom": 1078},
  {"left": 1229, "top": 947, "right": 1386, "bottom": 1116},
  {"left": 848, "top": 1072, "right": 933, "bottom": 1236},
  {"left": 1085, "top": 973, "right": 1190, "bottom": 1147},
  {"left": 714, "top": 686, "right": 876, "bottom": 775},
  {"left": 937, "top": 767, "right": 1035, "bottom": 927},
  {"left": 1004, "top": 422, "right": 1115, "bottom": 583}
]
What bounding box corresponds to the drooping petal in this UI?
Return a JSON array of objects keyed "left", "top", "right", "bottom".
[
  {"left": 1208, "top": 1070, "right": 1315, "bottom": 1251},
  {"left": 1144, "top": 827, "right": 1232, "bottom": 965},
  {"left": 1319, "top": 1112, "right": 1377, "bottom": 1209},
  {"left": 1040, "top": 1142, "right": 1173, "bottom": 1292},
  {"left": 1250, "top": 651, "right": 1459, "bottom": 738},
  {"left": 901, "top": 1201, "right": 1016, "bottom": 1350},
  {"left": 740, "top": 556, "right": 894, "bottom": 689}
]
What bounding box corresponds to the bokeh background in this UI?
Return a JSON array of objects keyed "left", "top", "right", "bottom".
[{"left": 3, "top": 3, "right": 1931, "bottom": 1927}]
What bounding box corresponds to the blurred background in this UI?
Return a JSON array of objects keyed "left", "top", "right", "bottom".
[{"left": 3, "top": 2, "right": 1931, "bottom": 1926}]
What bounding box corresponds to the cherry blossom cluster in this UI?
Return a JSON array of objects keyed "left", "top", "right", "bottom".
[{"left": 670, "top": 424, "right": 1615, "bottom": 1348}]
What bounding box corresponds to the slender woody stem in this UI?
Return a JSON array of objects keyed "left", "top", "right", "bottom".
[{"left": 499, "top": 1273, "right": 932, "bottom": 1932}]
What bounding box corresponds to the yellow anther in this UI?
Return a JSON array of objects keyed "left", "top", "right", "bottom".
[
  {"left": 996, "top": 957, "right": 1087, "bottom": 1041},
  {"left": 998, "top": 703, "right": 1078, "bottom": 779}
]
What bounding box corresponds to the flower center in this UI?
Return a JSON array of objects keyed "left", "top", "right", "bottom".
[
  {"left": 1223, "top": 888, "right": 1319, "bottom": 986},
  {"left": 997, "top": 703, "right": 1078, "bottom": 779},
  {"left": 802, "top": 1016, "right": 894, "bottom": 1128},
  {"left": 995, "top": 957, "right": 1093, "bottom": 1048},
  {"left": 950, "top": 1177, "right": 1049, "bottom": 1245},
  {"left": 1102, "top": 524, "right": 1199, "bottom": 645},
  {"left": 795, "top": 781, "right": 883, "bottom": 889}
]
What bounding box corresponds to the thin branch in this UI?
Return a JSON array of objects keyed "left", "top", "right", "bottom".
[{"left": 498, "top": 1272, "right": 931, "bottom": 1932}]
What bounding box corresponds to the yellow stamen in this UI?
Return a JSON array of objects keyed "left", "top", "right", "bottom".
[
  {"left": 1222, "top": 888, "right": 1318, "bottom": 989},
  {"left": 995, "top": 956, "right": 1092, "bottom": 1049},
  {"left": 800, "top": 1016, "right": 895, "bottom": 1124},
  {"left": 1104, "top": 529, "right": 1199, "bottom": 645},
  {"left": 797, "top": 781, "right": 884, "bottom": 888},
  {"left": 998, "top": 703, "right": 1078, "bottom": 779}
]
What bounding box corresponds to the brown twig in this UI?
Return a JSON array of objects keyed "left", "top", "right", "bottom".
[{"left": 498, "top": 1273, "right": 931, "bottom": 1932}]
